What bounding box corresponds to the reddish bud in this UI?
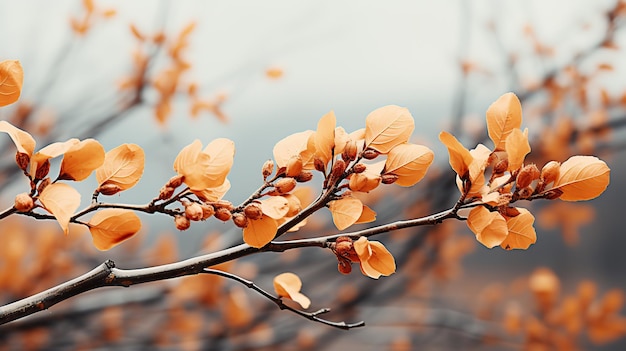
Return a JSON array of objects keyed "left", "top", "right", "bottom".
[
  {"left": 331, "top": 159, "right": 346, "bottom": 179},
  {"left": 516, "top": 164, "right": 540, "bottom": 189},
  {"left": 342, "top": 141, "right": 358, "bottom": 162},
  {"left": 352, "top": 163, "right": 366, "bottom": 174},
  {"left": 337, "top": 259, "right": 352, "bottom": 275},
  {"left": 244, "top": 203, "right": 263, "bottom": 220},
  {"left": 34, "top": 160, "right": 50, "bottom": 181},
  {"left": 501, "top": 206, "right": 521, "bottom": 218},
  {"left": 200, "top": 204, "right": 215, "bottom": 220},
  {"left": 159, "top": 186, "right": 175, "bottom": 200},
  {"left": 285, "top": 155, "right": 303, "bottom": 177},
  {"left": 214, "top": 207, "right": 232, "bottom": 221},
  {"left": 175, "top": 215, "right": 191, "bottom": 231},
  {"left": 14, "top": 193, "right": 34, "bottom": 212},
  {"left": 98, "top": 183, "right": 122, "bottom": 196},
  {"left": 275, "top": 177, "right": 297, "bottom": 194},
  {"left": 517, "top": 186, "right": 533, "bottom": 199},
  {"left": 543, "top": 188, "right": 563, "bottom": 200},
  {"left": 540, "top": 161, "right": 560, "bottom": 185},
  {"left": 232, "top": 213, "right": 249, "bottom": 228},
  {"left": 15, "top": 152, "right": 29, "bottom": 172},
  {"left": 362, "top": 149, "right": 379, "bottom": 160},
  {"left": 166, "top": 174, "right": 184, "bottom": 188},
  {"left": 262, "top": 159, "right": 274, "bottom": 179},
  {"left": 212, "top": 200, "right": 234, "bottom": 211},
  {"left": 185, "top": 202, "right": 204, "bottom": 221},
  {"left": 381, "top": 174, "right": 399, "bottom": 184},
  {"left": 314, "top": 158, "right": 326, "bottom": 173},
  {"left": 295, "top": 171, "right": 313, "bottom": 182},
  {"left": 37, "top": 177, "right": 51, "bottom": 194},
  {"left": 494, "top": 159, "right": 509, "bottom": 174}
]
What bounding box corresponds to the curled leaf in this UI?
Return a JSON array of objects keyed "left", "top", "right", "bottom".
[
  {"left": 486, "top": 92, "right": 522, "bottom": 151},
  {"left": 348, "top": 160, "right": 385, "bottom": 193},
  {"left": 314, "top": 111, "right": 336, "bottom": 167},
  {"left": 353, "top": 237, "right": 396, "bottom": 279},
  {"left": 328, "top": 197, "right": 363, "bottom": 230},
  {"left": 0, "top": 60, "right": 24, "bottom": 107},
  {"left": 243, "top": 215, "right": 278, "bottom": 248},
  {"left": 88, "top": 209, "right": 142, "bottom": 250},
  {"left": 384, "top": 143, "right": 434, "bottom": 186},
  {"left": 38, "top": 183, "right": 81, "bottom": 235},
  {"left": 59, "top": 139, "right": 105, "bottom": 181},
  {"left": 174, "top": 139, "right": 234, "bottom": 191},
  {"left": 0, "top": 120, "right": 35, "bottom": 156},
  {"left": 96, "top": 143, "right": 145, "bottom": 191},
  {"left": 500, "top": 208, "right": 536, "bottom": 250},
  {"left": 505, "top": 128, "right": 530, "bottom": 171},
  {"left": 439, "top": 131, "right": 472, "bottom": 178},
  {"left": 273, "top": 272, "right": 311, "bottom": 309},
  {"left": 355, "top": 205, "right": 376, "bottom": 224},
  {"left": 365, "top": 105, "right": 414, "bottom": 154},
  {"left": 259, "top": 196, "right": 289, "bottom": 219},
  {"left": 273, "top": 130, "right": 316, "bottom": 169},
  {"left": 467, "top": 206, "right": 508, "bottom": 248},
  {"left": 30, "top": 139, "right": 80, "bottom": 179},
  {"left": 552, "top": 156, "right": 610, "bottom": 201}
]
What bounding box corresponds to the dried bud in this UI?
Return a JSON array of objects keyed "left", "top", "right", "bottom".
[
  {"left": 517, "top": 186, "right": 533, "bottom": 199},
  {"left": 34, "top": 160, "right": 50, "bottom": 181},
  {"left": 543, "top": 188, "right": 563, "bottom": 200},
  {"left": 244, "top": 203, "right": 263, "bottom": 220},
  {"left": 497, "top": 193, "right": 513, "bottom": 207},
  {"left": 185, "top": 202, "right": 204, "bottom": 221},
  {"left": 352, "top": 163, "right": 366, "bottom": 174},
  {"left": 314, "top": 158, "right": 326, "bottom": 173},
  {"left": 337, "top": 259, "right": 352, "bottom": 275},
  {"left": 37, "top": 177, "right": 51, "bottom": 194},
  {"left": 362, "top": 148, "right": 379, "bottom": 160},
  {"left": 212, "top": 200, "right": 234, "bottom": 211},
  {"left": 494, "top": 159, "right": 509, "bottom": 174},
  {"left": 262, "top": 159, "right": 274, "bottom": 179},
  {"left": 285, "top": 155, "right": 303, "bottom": 177},
  {"left": 200, "top": 204, "right": 215, "bottom": 220},
  {"left": 232, "top": 213, "right": 249, "bottom": 228},
  {"left": 295, "top": 171, "right": 313, "bottom": 182},
  {"left": 342, "top": 141, "right": 358, "bottom": 162},
  {"left": 501, "top": 206, "right": 521, "bottom": 218},
  {"left": 334, "top": 240, "right": 353, "bottom": 256},
  {"left": 540, "top": 161, "right": 560, "bottom": 185},
  {"left": 516, "top": 164, "right": 540, "bottom": 189},
  {"left": 331, "top": 159, "right": 347, "bottom": 179},
  {"left": 98, "top": 183, "right": 122, "bottom": 196},
  {"left": 214, "top": 207, "right": 232, "bottom": 221},
  {"left": 381, "top": 173, "right": 399, "bottom": 185},
  {"left": 166, "top": 175, "right": 184, "bottom": 188},
  {"left": 487, "top": 153, "right": 499, "bottom": 166},
  {"left": 174, "top": 215, "right": 191, "bottom": 231},
  {"left": 275, "top": 177, "right": 297, "bottom": 194},
  {"left": 336, "top": 236, "right": 353, "bottom": 244},
  {"left": 15, "top": 152, "right": 29, "bottom": 172},
  {"left": 159, "top": 186, "right": 175, "bottom": 200},
  {"left": 348, "top": 172, "right": 381, "bottom": 193},
  {"left": 14, "top": 193, "right": 34, "bottom": 212}
]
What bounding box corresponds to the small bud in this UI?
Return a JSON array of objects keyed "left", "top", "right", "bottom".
[
  {"left": 262, "top": 159, "right": 274, "bottom": 179},
  {"left": 501, "top": 206, "right": 521, "bottom": 218},
  {"left": 342, "top": 141, "right": 358, "bottom": 162},
  {"left": 34, "top": 160, "right": 50, "bottom": 181},
  {"left": 15, "top": 152, "right": 30, "bottom": 172},
  {"left": 212, "top": 200, "right": 234, "bottom": 211},
  {"left": 331, "top": 159, "right": 347, "bottom": 179},
  {"left": 362, "top": 149, "right": 379, "bottom": 160},
  {"left": 543, "top": 188, "right": 563, "bottom": 200},
  {"left": 37, "top": 177, "right": 51, "bottom": 194},
  {"left": 494, "top": 159, "right": 509, "bottom": 174},
  {"left": 232, "top": 213, "right": 249, "bottom": 228},
  {"left": 185, "top": 202, "right": 204, "bottom": 221},
  {"left": 314, "top": 158, "right": 326, "bottom": 173},
  {"left": 285, "top": 155, "right": 303, "bottom": 177},
  {"left": 159, "top": 186, "right": 175, "bottom": 200},
  {"left": 14, "top": 193, "right": 34, "bottom": 212},
  {"left": 517, "top": 186, "right": 533, "bottom": 199},
  {"left": 381, "top": 174, "right": 399, "bottom": 185},
  {"left": 175, "top": 215, "right": 191, "bottom": 231},
  {"left": 352, "top": 163, "right": 366, "bottom": 174},
  {"left": 244, "top": 203, "right": 263, "bottom": 220},
  {"left": 540, "top": 161, "right": 560, "bottom": 185},
  {"left": 295, "top": 171, "right": 313, "bottom": 182},
  {"left": 337, "top": 259, "right": 352, "bottom": 275},
  {"left": 497, "top": 193, "right": 513, "bottom": 207},
  {"left": 275, "top": 177, "right": 297, "bottom": 194},
  {"left": 200, "top": 204, "right": 215, "bottom": 220},
  {"left": 487, "top": 153, "right": 499, "bottom": 167},
  {"left": 516, "top": 164, "right": 540, "bottom": 189},
  {"left": 98, "top": 183, "right": 122, "bottom": 196},
  {"left": 214, "top": 207, "right": 232, "bottom": 221},
  {"left": 336, "top": 236, "right": 352, "bottom": 244},
  {"left": 166, "top": 175, "right": 184, "bottom": 189}
]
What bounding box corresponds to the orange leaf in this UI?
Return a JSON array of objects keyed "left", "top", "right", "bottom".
[
  {"left": 88, "top": 209, "right": 142, "bottom": 250},
  {"left": 38, "top": 183, "right": 81, "bottom": 235},
  {"left": 355, "top": 205, "right": 376, "bottom": 224},
  {"left": 0, "top": 60, "right": 24, "bottom": 107},
  {"left": 384, "top": 143, "right": 434, "bottom": 186},
  {"left": 191, "top": 179, "right": 231, "bottom": 202},
  {"left": 439, "top": 131, "right": 473, "bottom": 178},
  {"left": 96, "top": 144, "right": 145, "bottom": 191},
  {"left": 273, "top": 272, "right": 311, "bottom": 309},
  {"left": 500, "top": 208, "right": 537, "bottom": 250},
  {"left": 243, "top": 215, "right": 277, "bottom": 248},
  {"left": 552, "top": 156, "right": 610, "bottom": 201},
  {"left": 0, "top": 120, "right": 36, "bottom": 156},
  {"left": 203, "top": 138, "right": 235, "bottom": 186},
  {"left": 328, "top": 197, "right": 363, "bottom": 230},
  {"left": 486, "top": 92, "right": 522, "bottom": 151},
  {"left": 30, "top": 139, "right": 80, "bottom": 178},
  {"left": 173, "top": 140, "right": 211, "bottom": 190},
  {"left": 348, "top": 160, "right": 384, "bottom": 193},
  {"left": 364, "top": 105, "right": 414, "bottom": 154},
  {"left": 273, "top": 130, "right": 316, "bottom": 169},
  {"left": 467, "top": 206, "right": 508, "bottom": 248},
  {"left": 314, "top": 111, "right": 336, "bottom": 168},
  {"left": 353, "top": 237, "right": 396, "bottom": 279},
  {"left": 505, "top": 128, "right": 530, "bottom": 171},
  {"left": 59, "top": 139, "right": 105, "bottom": 181},
  {"left": 259, "top": 196, "right": 289, "bottom": 219}
]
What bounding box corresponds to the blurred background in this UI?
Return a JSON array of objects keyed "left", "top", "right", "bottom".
[{"left": 1, "top": 0, "right": 626, "bottom": 350}]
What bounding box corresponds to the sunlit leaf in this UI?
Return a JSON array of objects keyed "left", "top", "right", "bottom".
[
  {"left": 30, "top": 139, "right": 80, "bottom": 178},
  {"left": 0, "top": 120, "right": 36, "bottom": 168},
  {"left": 486, "top": 92, "right": 522, "bottom": 151},
  {"left": 467, "top": 206, "right": 508, "bottom": 248},
  {"left": 243, "top": 215, "right": 278, "bottom": 248},
  {"left": 96, "top": 143, "right": 145, "bottom": 191},
  {"left": 439, "top": 131, "right": 473, "bottom": 178},
  {"left": 273, "top": 272, "right": 311, "bottom": 309},
  {"left": 505, "top": 128, "right": 530, "bottom": 171},
  {"left": 314, "top": 111, "right": 336, "bottom": 167},
  {"left": 500, "top": 208, "right": 537, "bottom": 250},
  {"left": 355, "top": 205, "right": 376, "bottom": 224},
  {"left": 384, "top": 143, "right": 434, "bottom": 186},
  {"left": 0, "top": 60, "right": 23, "bottom": 107},
  {"left": 353, "top": 237, "right": 396, "bottom": 279},
  {"left": 552, "top": 156, "right": 610, "bottom": 201},
  {"left": 88, "top": 209, "right": 142, "bottom": 250},
  {"left": 260, "top": 196, "right": 289, "bottom": 219},
  {"left": 191, "top": 179, "right": 231, "bottom": 202},
  {"left": 273, "top": 130, "right": 315, "bottom": 169},
  {"left": 59, "top": 139, "right": 105, "bottom": 181},
  {"left": 364, "top": 105, "right": 414, "bottom": 154},
  {"left": 328, "top": 197, "right": 363, "bottom": 230},
  {"left": 38, "top": 183, "right": 81, "bottom": 235}
]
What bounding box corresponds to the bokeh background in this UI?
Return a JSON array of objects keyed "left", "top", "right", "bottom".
[{"left": 1, "top": 0, "right": 626, "bottom": 350}]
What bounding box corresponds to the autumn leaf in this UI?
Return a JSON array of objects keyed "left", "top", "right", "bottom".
[
  {"left": 314, "top": 111, "right": 336, "bottom": 168},
  {"left": 364, "top": 105, "right": 414, "bottom": 154},
  {"left": 59, "top": 139, "right": 105, "bottom": 181},
  {"left": 173, "top": 139, "right": 234, "bottom": 191},
  {"left": 355, "top": 205, "right": 376, "bottom": 224},
  {"left": 273, "top": 130, "right": 316, "bottom": 170},
  {"left": 467, "top": 206, "right": 508, "bottom": 248},
  {"left": 505, "top": 128, "right": 530, "bottom": 171},
  {"left": 0, "top": 120, "right": 36, "bottom": 169},
  {"left": 486, "top": 92, "right": 522, "bottom": 151},
  {"left": 191, "top": 179, "right": 231, "bottom": 202},
  {"left": 328, "top": 197, "right": 363, "bottom": 230},
  {"left": 88, "top": 209, "right": 142, "bottom": 250},
  {"left": 273, "top": 272, "right": 311, "bottom": 309},
  {"left": 552, "top": 156, "right": 610, "bottom": 201},
  {"left": 500, "top": 208, "right": 537, "bottom": 250},
  {"left": 96, "top": 143, "right": 145, "bottom": 191},
  {"left": 384, "top": 143, "right": 434, "bottom": 186},
  {"left": 30, "top": 139, "right": 80, "bottom": 179},
  {"left": 259, "top": 196, "right": 289, "bottom": 219},
  {"left": 0, "top": 60, "right": 24, "bottom": 107},
  {"left": 38, "top": 183, "right": 81, "bottom": 235},
  {"left": 243, "top": 215, "right": 278, "bottom": 248},
  {"left": 348, "top": 160, "right": 385, "bottom": 193},
  {"left": 439, "top": 131, "right": 473, "bottom": 178},
  {"left": 353, "top": 237, "right": 396, "bottom": 279}
]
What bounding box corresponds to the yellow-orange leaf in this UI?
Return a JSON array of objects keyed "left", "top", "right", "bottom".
[
  {"left": 364, "top": 105, "right": 414, "bottom": 154},
  {"left": 314, "top": 111, "right": 336, "bottom": 167},
  {"left": 30, "top": 139, "right": 80, "bottom": 178},
  {"left": 191, "top": 179, "right": 231, "bottom": 202},
  {"left": 384, "top": 143, "right": 434, "bottom": 186},
  {"left": 552, "top": 156, "right": 610, "bottom": 201},
  {"left": 486, "top": 92, "right": 522, "bottom": 151},
  {"left": 260, "top": 196, "right": 289, "bottom": 219},
  {"left": 173, "top": 140, "right": 211, "bottom": 190},
  {"left": 243, "top": 215, "right": 278, "bottom": 248},
  {"left": 439, "top": 131, "right": 473, "bottom": 178},
  {"left": 467, "top": 206, "right": 508, "bottom": 248},
  {"left": 273, "top": 272, "right": 311, "bottom": 309},
  {"left": 0, "top": 120, "right": 35, "bottom": 156},
  {"left": 355, "top": 205, "right": 376, "bottom": 224},
  {"left": 204, "top": 138, "right": 235, "bottom": 184},
  {"left": 59, "top": 139, "right": 105, "bottom": 181},
  {"left": 505, "top": 128, "right": 530, "bottom": 171},
  {"left": 88, "top": 209, "right": 142, "bottom": 251},
  {"left": 0, "top": 60, "right": 23, "bottom": 107},
  {"left": 353, "top": 237, "right": 396, "bottom": 279},
  {"left": 273, "top": 130, "right": 316, "bottom": 169},
  {"left": 328, "top": 197, "right": 363, "bottom": 230},
  {"left": 96, "top": 143, "right": 145, "bottom": 191},
  {"left": 500, "top": 208, "right": 536, "bottom": 250},
  {"left": 38, "top": 183, "right": 81, "bottom": 235},
  {"left": 348, "top": 160, "right": 384, "bottom": 193}
]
